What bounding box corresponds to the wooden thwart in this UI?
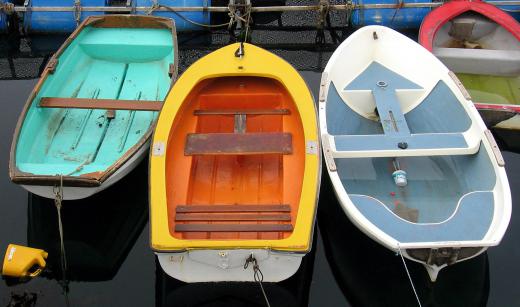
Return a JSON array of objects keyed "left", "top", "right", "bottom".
[
  {"left": 175, "top": 224, "right": 293, "bottom": 232},
  {"left": 194, "top": 109, "right": 290, "bottom": 116},
  {"left": 185, "top": 132, "right": 293, "bottom": 155},
  {"left": 176, "top": 204, "right": 291, "bottom": 213},
  {"left": 39, "top": 97, "right": 163, "bottom": 111},
  {"left": 175, "top": 213, "right": 291, "bottom": 221}
]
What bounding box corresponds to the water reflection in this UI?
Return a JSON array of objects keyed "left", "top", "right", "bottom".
[
  {"left": 318, "top": 173, "right": 490, "bottom": 307},
  {"left": 26, "top": 159, "right": 149, "bottom": 282},
  {"left": 156, "top": 239, "right": 316, "bottom": 307}
]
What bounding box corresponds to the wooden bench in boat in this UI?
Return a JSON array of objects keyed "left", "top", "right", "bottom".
[
  {"left": 185, "top": 132, "right": 292, "bottom": 155},
  {"left": 194, "top": 108, "right": 290, "bottom": 116},
  {"left": 186, "top": 107, "right": 293, "bottom": 155},
  {"left": 39, "top": 97, "right": 163, "bottom": 111},
  {"left": 175, "top": 204, "right": 293, "bottom": 232}
]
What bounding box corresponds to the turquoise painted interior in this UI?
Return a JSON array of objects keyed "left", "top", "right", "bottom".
[
  {"left": 16, "top": 26, "right": 174, "bottom": 177},
  {"left": 327, "top": 62, "right": 497, "bottom": 241}
]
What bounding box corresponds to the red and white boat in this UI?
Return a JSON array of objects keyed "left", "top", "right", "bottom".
[{"left": 419, "top": 0, "right": 520, "bottom": 151}]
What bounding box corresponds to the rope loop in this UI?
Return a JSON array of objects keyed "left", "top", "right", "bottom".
[{"left": 244, "top": 254, "right": 271, "bottom": 307}]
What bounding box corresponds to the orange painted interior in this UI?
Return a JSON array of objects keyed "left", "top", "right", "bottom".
[{"left": 166, "top": 76, "right": 305, "bottom": 240}]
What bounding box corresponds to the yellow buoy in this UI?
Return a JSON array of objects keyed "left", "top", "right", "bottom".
[{"left": 2, "top": 244, "right": 48, "bottom": 278}]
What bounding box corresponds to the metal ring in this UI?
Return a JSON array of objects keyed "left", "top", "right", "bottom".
[{"left": 376, "top": 81, "right": 387, "bottom": 87}]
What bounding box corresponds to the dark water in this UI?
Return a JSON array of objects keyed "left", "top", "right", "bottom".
[{"left": 1, "top": 10, "right": 520, "bottom": 307}]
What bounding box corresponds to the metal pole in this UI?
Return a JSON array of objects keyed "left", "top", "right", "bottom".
[{"left": 6, "top": 1, "right": 520, "bottom": 13}]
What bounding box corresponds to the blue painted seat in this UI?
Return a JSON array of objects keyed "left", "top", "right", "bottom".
[
  {"left": 350, "top": 192, "right": 494, "bottom": 243},
  {"left": 330, "top": 61, "right": 472, "bottom": 157},
  {"left": 334, "top": 133, "right": 468, "bottom": 152}
]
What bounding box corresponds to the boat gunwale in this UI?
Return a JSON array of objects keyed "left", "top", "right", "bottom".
[
  {"left": 9, "top": 14, "right": 179, "bottom": 187},
  {"left": 149, "top": 43, "right": 321, "bottom": 253}
]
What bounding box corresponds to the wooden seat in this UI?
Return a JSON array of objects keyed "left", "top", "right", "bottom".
[
  {"left": 184, "top": 132, "right": 293, "bottom": 155},
  {"left": 39, "top": 97, "right": 163, "bottom": 111},
  {"left": 194, "top": 108, "right": 290, "bottom": 116},
  {"left": 175, "top": 204, "right": 293, "bottom": 233}
]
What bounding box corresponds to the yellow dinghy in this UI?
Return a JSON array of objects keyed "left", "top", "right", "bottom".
[{"left": 150, "top": 43, "right": 320, "bottom": 282}]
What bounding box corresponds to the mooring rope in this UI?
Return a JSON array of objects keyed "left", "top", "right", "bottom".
[
  {"left": 53, "top": 175, "right": 70, "bottom": 306},
  {"left": 147, "top": 3, "right": 247, "bottom": 29},
  {"left": 244, "top": 254, "right": 271, "bottom": 307},
  {"left": 397, "top": 244, "right": 422, "bottom": 307}
]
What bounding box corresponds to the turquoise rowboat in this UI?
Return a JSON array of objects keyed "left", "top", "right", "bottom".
[{"left": 9, "top": 15, "right": 177, "bottom": 200}]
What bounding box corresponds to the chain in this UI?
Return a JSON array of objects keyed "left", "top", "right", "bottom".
[
  {"left": 244, "top": 254, "right": 271, "bottom": 307},
  {"left": 397, "top": 244, "right": 422, "bottom": 307}
]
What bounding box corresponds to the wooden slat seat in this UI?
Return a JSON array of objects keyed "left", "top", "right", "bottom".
[
  {"left": 194, "top": 108, "right": 290, "bottom": 116},
  {"left": 175, "top": 204, "right": 293, "bottom": 233},
  {"left": 176, "top": 213, "right": 291, "bottom": 221},
  {"left": 176, "top": 204, "right": 291, "bottom": 213},
  {"left": 184, "top": 132, "right": 293, "bottom": 155},
  {"left": 175, "top": 224, "right": 293, "bottom": 232},
  {"left": 39, "top": 97, "right": 163, "bottom": 111}
]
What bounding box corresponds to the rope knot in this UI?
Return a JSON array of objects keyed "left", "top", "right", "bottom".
[{"left": 2, "top": 2, "right": 14, "bottom": 15}]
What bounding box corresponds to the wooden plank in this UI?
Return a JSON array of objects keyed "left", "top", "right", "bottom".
[
  {"left": 39, "top": 97, "right": 163, "bottom": 111},
  {"left": 175, "top": 224, "right": 293, "bottom": 232},
  {"left": 194, "top": 109, "right": 290, "bottom": 116},
  {"left": 175, "top": 213, "right": 291, "bottom": 221},
  {"left": 176, "top": 204, "right": 291, "bottom": 213},
  {"left": 185, "top": 132, "right": 292, "bottom": 155}
]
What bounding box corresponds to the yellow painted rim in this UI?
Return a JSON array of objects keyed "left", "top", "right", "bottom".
[{"left": 150, "top": 43, "right": 320, "bottom": 252}]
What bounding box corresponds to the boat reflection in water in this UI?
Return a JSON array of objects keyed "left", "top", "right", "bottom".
[
  {"left": 155, "top": 236, "right": 316, "bottom": 307},
  {"left": 26, "top": 159, "right": 149, "bottom": 281},
  {"left": 318, "top": 175, "right": 490, "bottom": 307}
]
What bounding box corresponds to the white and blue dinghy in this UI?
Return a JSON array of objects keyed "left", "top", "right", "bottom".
[{"left": 319, "top": 26, "right": 511, "bottom": 281}]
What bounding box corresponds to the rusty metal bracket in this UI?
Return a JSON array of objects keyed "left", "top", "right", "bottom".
[
  {"left": 324, "top": 148, "right": 337, "bottom": 172},
  {"left": 168, "top": 63, "right": 175, "bottom": 78},
  {"left": 319, "top": 72, "right": 328, "bottom": 103},
  {"left": 485, "top": 129, "right": 505, "bottom": 167},
  {"left": 306, "top": 140, "right": 318, "bottom": 155},
  {"left": 46, "top": 57, "right": 58, "bottom": 74}
]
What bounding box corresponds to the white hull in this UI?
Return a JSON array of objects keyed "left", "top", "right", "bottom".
[
  {"left": 157, "top": 249, "right": 303, "bottom": 283},
  {"left": 22, "top": 140, "right": 150, "bottom": 200},
  {"left": 320, "top": 26, "right": 511, "bottom": 282}
]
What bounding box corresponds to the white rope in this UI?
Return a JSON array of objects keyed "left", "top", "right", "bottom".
[
  {"left": 53, "top": 175, "right": 70, "bottom": 306},
  {"left": 397, "top": 244, "right": 422, "bottom": 307}
]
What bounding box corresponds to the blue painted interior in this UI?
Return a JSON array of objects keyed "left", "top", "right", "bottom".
[
  {"left": 330, "top": 62, "right": 471, "bottom": 152},
  {"left": 15, "top": 25, "right": 174, "bottom": 177},
  {"left": 345, "top": 62, "right": 422, "bottom": 136},
  {"left": 335, "top": 145, "right": 496, "bottom": 224},
  {"left": 327, "top": 60, "right": 497, "bottom": 241},
  {"left": 350, "top": 192, "right": 494, "bottom": 242},
  {"left": 326, "top": 82, "right": 383, "bottom": 136}
]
